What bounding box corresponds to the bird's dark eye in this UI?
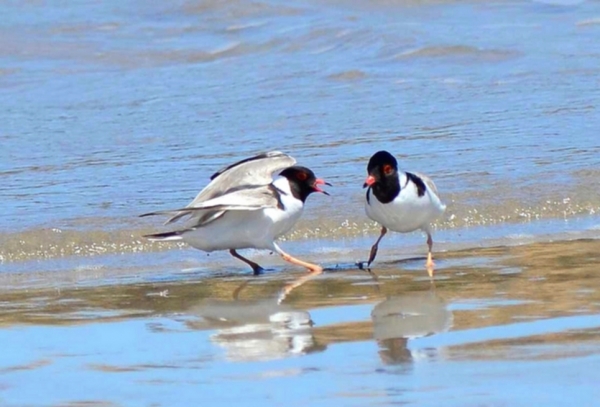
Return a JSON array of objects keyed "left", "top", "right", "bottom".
[
  {"left": 383, "top": 164, "right": 393, "bottom": 175},
  {"left": 297, "top": 171, "right": 308, "bottom": 181}
]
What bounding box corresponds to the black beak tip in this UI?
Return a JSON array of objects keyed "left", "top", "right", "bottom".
[
  {"left": 324, "top": 182, "right": 333, "bottom": 187},
  {"left": 362, "top": 183, "right": 368, "bottom": 188}
]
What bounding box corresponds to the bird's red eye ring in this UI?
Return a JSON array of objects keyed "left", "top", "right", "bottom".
[
  {"left": 297, "top": 171, "right": 308, "bottom": 181},
  {"left": 383, "top": 164, "right": 393, "bottom": 175}
]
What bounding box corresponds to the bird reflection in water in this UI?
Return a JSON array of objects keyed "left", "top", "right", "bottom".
[
  {"left": 371, "top": 289, "right": 453, "bottom": 364},
  {"left": 185, "top": 280, "right": 325, "bottom": 362}
]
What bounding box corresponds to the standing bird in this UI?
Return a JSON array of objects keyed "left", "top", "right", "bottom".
[
  {"left": 140, "top": 151, "right": 330, "bottom": 275},
  {"left": 362, "top": 150, "right": 446, "bottom": 276}
]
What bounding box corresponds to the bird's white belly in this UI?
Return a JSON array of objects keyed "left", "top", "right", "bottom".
[
  {"left": 181, "top": 205, "right": 303, "bottom": 252},
  {"left": 366, "top": 190, "right": 445, "bottom": 233}
]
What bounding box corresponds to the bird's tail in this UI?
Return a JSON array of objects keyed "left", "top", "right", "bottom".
[{"left": 143, "top": 230, "right": 184, "bottom": 242}]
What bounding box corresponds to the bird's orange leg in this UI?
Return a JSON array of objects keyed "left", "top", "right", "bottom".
[{"left": 273, "top": 243, "right": 323, "bottom": 273}]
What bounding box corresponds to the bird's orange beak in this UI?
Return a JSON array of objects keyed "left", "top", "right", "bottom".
[
  {"left": 363, "top": 175, "right": 376, "bottom": 188},
  {"left": 313, "top": 178, "right": 331, "bottom": 195}
]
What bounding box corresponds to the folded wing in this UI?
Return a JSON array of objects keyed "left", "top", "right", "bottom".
[
  {"left": 140, "top": 184, "right": 283, "bottom": 229},
  {"left": 414, "top": 172, "right": 439, "bottom": 196}
]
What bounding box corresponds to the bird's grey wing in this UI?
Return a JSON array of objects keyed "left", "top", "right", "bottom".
[
  {"left": 141, "top": 185, "right": 283, "bottom": 227},
  {"left": 141, "top": 208, "right": 226, "bottom": 228},
  {"left": 190, "top": 184, "right": 283, "bottom": 213},
  {"left": 209, "top": 151, "right": 296, "bottom": 183},
  {"left": 414, "top": 172, "right": 440, "bottom": 195},
  {"left": 164, "top": 151, "right": 295, "bottom": 224}
]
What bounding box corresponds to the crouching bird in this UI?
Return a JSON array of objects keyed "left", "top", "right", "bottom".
[{"left": 141, "top": 151, "right": 330, "bottom": 275}]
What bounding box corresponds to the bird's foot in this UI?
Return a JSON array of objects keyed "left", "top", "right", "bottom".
[
  {"left": 356, "top": 261, "right": 373, "bottom": 272},
  {"left": 307, "top": 265, "right": 323, "bottom": 274},
  {"left": 252, "top": 266, "right": 266, "bottom": 276}
]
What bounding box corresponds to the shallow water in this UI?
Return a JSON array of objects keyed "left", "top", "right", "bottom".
[{"left": 2, "top": 239, "right": 600, "bottom": 406}]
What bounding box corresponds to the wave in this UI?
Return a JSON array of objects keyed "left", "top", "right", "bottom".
[{"left": 395, "top": 45, "right": 520, "bottom": 62}]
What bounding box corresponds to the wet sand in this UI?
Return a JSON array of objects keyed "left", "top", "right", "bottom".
[{"left": 1, "top": 238, "right": 599, "bottom": 406}]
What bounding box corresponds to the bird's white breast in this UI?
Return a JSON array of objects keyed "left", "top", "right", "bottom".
[
  {"left": 181, "top": 177, "right": 304, "bottom": 252},
  {"left": 264, "top": 177, "right": 305, "bottom": 237},
  {"left": 365, "top": 173, "right": 446, "bottom": 233}
]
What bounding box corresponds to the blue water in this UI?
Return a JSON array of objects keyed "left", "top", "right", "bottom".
[
  {"left": 2, "top": 0, "right": 600, "bottom": 237},
  {"left": 1, "top": 311, "right": 599, "bottom": 406}
]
